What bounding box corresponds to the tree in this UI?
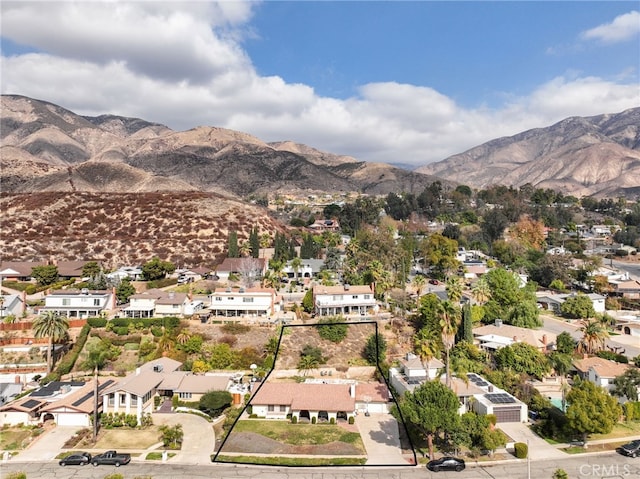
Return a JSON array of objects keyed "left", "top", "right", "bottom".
[
  {"left": 481, "top": 209, "right": 509, "bottom": 247},
  {"left": 445, "top": 276, "right": 464, "bottom": 304},
  {"left": 33, "top": 311, "right": 69, "bottom": 373},
  {"left": 228, "top": 230, "right": 239, "bottom": 258},
  {"left": 611, "top": 368, "right": 640, "bottom": 402},
  {"left": 413, "top": 327, "right": 441, "bottom": 367},
  {"left": 31, "top": 265, "right": 59, "bottom": 286},
  {"left": 578, "top": 319, "right": 609, "bottom": 354},
  {"left": 290, "top": 257, "right": 303, "bottom": 282},
  {"left": 565, "top": 378, "right": 621, "bottom": 444},
  {"left": 141, "top": 257, "right": 175, "bottom": 281},
  {"left": 412, "top": 275, "right": 426, "bottom": 298},
  {"left": 298, "top": 354, "right": 320, "bottom": 376},
  {"left": 421, "top": 233, "right": 459, "bottom": 280},
  {"left": 556, "top": 331, "right": 576, "bottom": 355},
  {"left": 553, "top": 469, "right": 569, "bottom": 479},
  {"left": 259, "top": 233, "right": 271, "bottom": 259},
  {"left": 302, "top": 289, "right": 314, "bottom": 313},
  {"left": 317, "top": 317, "right": 348, "bottom": 343},
  {"left": 81, "top": 261, "right": 101, "bottom": 278},
  {"left": 507, "top": 301, "right": 542, "bottom": 328},
  {"left": 115, "top": 278, "right": 136, "bottom": 304},
  {"left": 493, "top": 343, "right": 551, "bottom": 379},
  {"left": 437, "top": 300, "right": 459, "bottom": 387},
  {"left": 561, "top": 294, "right": 596, "bottom": 320},
  {"left": 159, "top": 424, "right": 183, "bottom": 448},
  {"left": 459, "top": 302, "right": 473, "bottom": 343},
  {"left": 199, "top": 390, "right": 233, "bottom": 417},
  {"left": 471, "top": 277, "right": 491, "bottom": 304},
  {"left": 399, "top": 380, "right": 460, "bottom": 460},
  {"left": 249, "top": 227, "right": 260, "bottom": 258},
  {"left": 363, "top": 333, "right": 387, "bottom": 366}
]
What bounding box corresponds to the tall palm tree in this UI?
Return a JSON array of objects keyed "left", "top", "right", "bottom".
[
  {"left": 578, "top": 319, "right": 609, "bottom": 354},
  {"left": 471, "top": 277, "right": 491, "bottom": 304},
  {"left": 33, "top": 311, "right": 69, "bottom": 373},
  {"left": 259, "top": 233, "right": 271, "bottom": 259},
  {"left": 412, "top": 275, "right": 426, "bottom": 299},
  {"left": 437, "top": 300, "right": 460, "bottom": 387},
  {"left": 290, "top": 257, "right": 303, "bottom": 283},
  {"left": 445, "top": 276, "right": 464, "bottom": 304},
  {"left": 413, "top": 327, "right": 441, "bottom": 370}
]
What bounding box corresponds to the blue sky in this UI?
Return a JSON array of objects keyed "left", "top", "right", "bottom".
[{"left": 1, "top": 1, "right": 639, "bottom": 167}]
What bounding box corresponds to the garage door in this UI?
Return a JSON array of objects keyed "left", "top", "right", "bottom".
[
  {"left": 493, "top": 407, "right": 521, "bottom": 423},
  {"left": 56, "top": 413, "right": 90, "bottom": 427}
]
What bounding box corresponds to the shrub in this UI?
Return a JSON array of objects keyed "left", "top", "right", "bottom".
[
  {"left": 348, "top": 416, "right": 354, "bottom": 424},
  {"left": 330, "top": 417, "right": 336, "bottom": 425},
  {"left": 311, "top": 416, "right": 317, "bottom": 424},
  {"left": 103, "top": 474, "right": 124, "bottom": 479},
  {"left": 291, "top": 415, "right": 298, "bottom": 424},
  {"left": 5, "top": 473, "right": 26, "bottom": 479},
  {"left": 87, "top": 317, "right": 108, "bottom": 328},
  {"left": 514, "top": 442, "right": 528, "bottom": 459},
  {"left": 221, "top": 323, "right": 250, "bottom": 334},
  {"left": 316, "top": 317, "right": 348, "bottom": 343}
]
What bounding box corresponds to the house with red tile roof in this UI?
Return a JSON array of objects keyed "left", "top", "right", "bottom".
[{"left": 250, "top": 380, "right": 391, "bottom": 422}]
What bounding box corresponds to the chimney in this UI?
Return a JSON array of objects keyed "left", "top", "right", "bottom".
[
  {"left": 495, "top": 319, "right": 502, "bottom": 327},
  {"left": 542, "top": 334, "right": 548, "bottom": 346}
]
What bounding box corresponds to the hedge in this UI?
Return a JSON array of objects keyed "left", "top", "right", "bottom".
[
  {"left": 624, "top": 402, "right": 640, "bottom": 421},
  {"left": 42, "top": 323, "right": 91, "bottom": 383},
  {"left": 87, "top": 317, "right": 107, "bottom": 328},
  {"left": 514, "top": 442, "right": 528, "bottom": 459}
]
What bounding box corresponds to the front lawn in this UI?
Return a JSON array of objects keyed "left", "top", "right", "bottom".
[
  {"left": 0, "top": 427, "right": 43, "bottom": 450},
  {"left": 215, "top": 454, "right": 367, "bottom": 466},
  {"left": 589, "top": 421, "right": 640, "bottom": 440},
  {"left": 232, "top": 420, "right": 363, "bottom": 447},
  {"left": 74, "top": 427, "right": 162, "bottom": 449}
]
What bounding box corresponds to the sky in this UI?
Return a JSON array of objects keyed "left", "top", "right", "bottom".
[{"left": 1, "top": 1, "right": 639, "bottom": 168}]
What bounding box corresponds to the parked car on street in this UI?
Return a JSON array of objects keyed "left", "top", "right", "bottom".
[
  {"left": 618, "top": 440, "right": 640, "bottom": 458},
  {"left": 59, "top": 452, "right": 91, "bottom": 466},
  {"left": 427, "top": 456, "right": 466, "bottom": 472},
  {"left": 91, "top": 450, "right": 131, "bottom": 467}
]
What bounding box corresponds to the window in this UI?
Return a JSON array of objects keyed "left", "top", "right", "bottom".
[
  {"left": 268, "top": 405, "right": 275, "bottom": 412},
  {"left": 179, "top": 392, "right": 192, "bottom": 400},
  {"left": 243, "top": 297, "right": 254, "bottom": 303},
  {"left": 93, "top": 299, "right": 100, "bottom": 306},
  {"left": 215, "top": 297, "right": 222, "bottom": 301},
  {"left": 364, "top": 295, "right": 371, "bottom": 300},
  {"left": 332, "top": 295, "right": 343, "bottom": 301},
  {"left": 352, "top": 295, "right": 358, "bottom": 299},
  {"left": 119, "top": 394, "right": 126, "bottom": 406},
  {"left": 62, "top": 299, "right": 70, "bottom": 306},
  {"left": 280, "top": 405, "right": 287, "bottom": 412}
]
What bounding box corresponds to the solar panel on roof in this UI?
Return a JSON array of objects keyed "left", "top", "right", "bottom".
[
  {"left": 21, "top": 399, "right": 41, "bottom": 409},
  {"left": 476, "top": 381, "right": 488, "bottom": 387},
  {"left": 72, "top": 393, "right": 93, "bottom": 407}
]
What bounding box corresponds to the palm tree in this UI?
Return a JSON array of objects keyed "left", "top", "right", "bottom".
[
  {"left": 471, "top": 277, "right": 491, "bottom": 304},
  {"left": 33, "top": 311, "right": 69, "bottom": 373},
  {"left": 239, "top": 241, "right": 251, "bottom": 257},
  {"left": 413, "top": 327, "right": 441, "bottom": 370},
  {"left": 290, "top": 257, "right": 303, "bottom": 283},
  {"left": 412, "top": 275, "right": 426, "bottom": 298},
  {"left": 578, "top": 319, "right": 609, "bottom": 354},
  {"left": 445, "top": 276, "right": 464, "bottom": 304},
  {"left": 297, "top": 354, "right": 319, "bottom": 376},
  {"left": 176, "top": 331, "right": 191, "bottom": 345},
  {"left": 259, "top": 233, "right": 271, "bottom": 259},
  {"left": 437, "top": 300, "right": 460, "bottom": 387}
]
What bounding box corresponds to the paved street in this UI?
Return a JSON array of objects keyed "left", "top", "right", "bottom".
[{"left": 2, "top": 451, "right": 640, "bottom": 479}]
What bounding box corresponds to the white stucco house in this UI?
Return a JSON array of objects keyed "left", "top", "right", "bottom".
[
  {"left": 209, "top": 287, "right": 283, "bottom": 318},
  {"left": 42, "top": 289, "right": 116, "bottom": 318},
  {"left": 312, "top": 284, "right": 377, "bottom": 317}
]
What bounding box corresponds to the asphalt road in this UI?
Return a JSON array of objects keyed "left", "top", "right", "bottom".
[
  {"left": 2, "top": 452, "right": 640, "bottom": 479},
  {"left": 611, "top": 259, "right": 640, "bottom": 281}
]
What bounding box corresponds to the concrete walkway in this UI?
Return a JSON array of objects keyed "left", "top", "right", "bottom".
[
  {"left": 355, "top": 413, "right": 410, "bottom": 465},
  {"left": 498, "top": 422, "right": 566, "bottom": 459}
]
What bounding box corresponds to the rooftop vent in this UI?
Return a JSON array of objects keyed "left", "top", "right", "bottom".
[
  {"left": 495, "top": 319, "right": 503, "bottom": 327},
  {"left": 153, "top": 365, "right": 163, "bottom": 373},
  {"left": 81, "top": 288, "right": 89, "bottom": 295},
  {"left": 344, "top": 284, "right": 350, "bottom": 291}
]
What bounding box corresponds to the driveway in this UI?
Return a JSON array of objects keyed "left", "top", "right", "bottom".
[
  {"left": 355, "top": 412, "right": 410, "bottom": 465},
  {"left": 152, "top": 412, "right": 215, "bottom": 465},
  {"left": 12, "top": 425, "right": 78, "bottom": 462},
  {"left": 498, "top": 422, "right": 566, "bottom": 460}
]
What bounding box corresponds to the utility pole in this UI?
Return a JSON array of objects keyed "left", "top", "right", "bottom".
[
  {"left": 527, "top": 439, "right": 531, "bottom": 479},
  {"left": 93, "top": 366, "right": 99, "bottom": 443}
]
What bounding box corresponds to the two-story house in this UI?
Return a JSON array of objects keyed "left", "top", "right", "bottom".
[
  {"left": 121, "top": 289, "right": 183, "bottom": 319},
  {"left": 0, "top": 293, "right": 25, "bottom": 318},
  {"left": 209, "top": 287, "right": 283, "bottom": 319},
  {"left": 313, "top": 284, "right": 377, "bottom": 317},
  {"left": 572, "top": 356, "right": 631, "bottom": 393},
  {"left": 42, "top": 289, "right": 116, "bottom": 318}
]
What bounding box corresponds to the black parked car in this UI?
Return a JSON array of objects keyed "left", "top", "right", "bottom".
[
  {"left": 427, "top": 456, "right": 466, "bottom": 472},
  {"left": 59, "top": 452, "right": 91, "bottom": 466},
  {"left": 618, "top": 440, "right": 640, "bottom": 458}
]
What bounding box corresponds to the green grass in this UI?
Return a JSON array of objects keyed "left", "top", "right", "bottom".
[
  {"left": 145, "top": 451, "right": 176, "bottom": 460},
  {"left": 232, "top": 419, "right": 362, "bottom": 446},
  {"left": 215, "top": 455, "right": 367, "bottom": 466}
]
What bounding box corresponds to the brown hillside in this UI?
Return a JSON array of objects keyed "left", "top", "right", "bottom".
[{"left": 0, "top": 192, "right": 286, "bottom": 268}]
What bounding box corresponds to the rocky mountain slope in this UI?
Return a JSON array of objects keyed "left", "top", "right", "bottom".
[
  {"left": 0, "top": 191, "right": 285, "bottom": 266},
  {"left": 416, "top": 108, "right": 640, "bottom": 198},
  {"left": 1, "top": 95, "right": 446, "bottom": 197}
]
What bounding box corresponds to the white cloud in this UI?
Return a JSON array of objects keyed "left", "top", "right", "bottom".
[
  {"left": 581, "top": 10, "right": 640, "bottom": 44},
  {"left": 1, "top": 2, "right": 639, "bottom": 168}
]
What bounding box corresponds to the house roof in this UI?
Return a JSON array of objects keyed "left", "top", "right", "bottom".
[
  {"left": 173, "top": 374, "right": 232, "bottom": 394},
  {"left": 217, "top": 258, "right": 266, "bottom": 273},
  {"left": 442, "top": 376, "right": 486, "bottom": 397},
  {"left": 30, "top": 381, "right": 85, "bottom": 397},
  {"left": 312, "top": 284, "right": 373, "bottom": 295},
  {"left": 41, "top": 379, "right": 117, "bottom": 414},
  {"left": 103, "top": 358, "right": 182, "bottom": 397},
  {"left": 129, "top": 288, "right": 166, "bottom": 300},
  {"left": 212, "top": 287, "right": 276, "bottom": 295},
  {"left": 252, "top": 382, "right": 355, "bottom": 412},
  {"left": 156, "top": 292, "right": 188, "bottom": 305},
  {"left": 56, "top": 260, "right": 91, "bottom": 277},
  {"left": 0, "top": 261, "right": 47, "bottom": 277},
  {"left": 401, "top": 356, "right": 444, "bottom": 371},
  {"left": 573, "top": 357, "right": 630, "bottom": 378},
  {"left": 0, "top": 396, "right": 45, "bottom": 413},
  {"left": 473, "top": 324, "right": 555, "bottom": 349},
  {"left": 355, "top": 382, "right": 390, "bottom": 403}
]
